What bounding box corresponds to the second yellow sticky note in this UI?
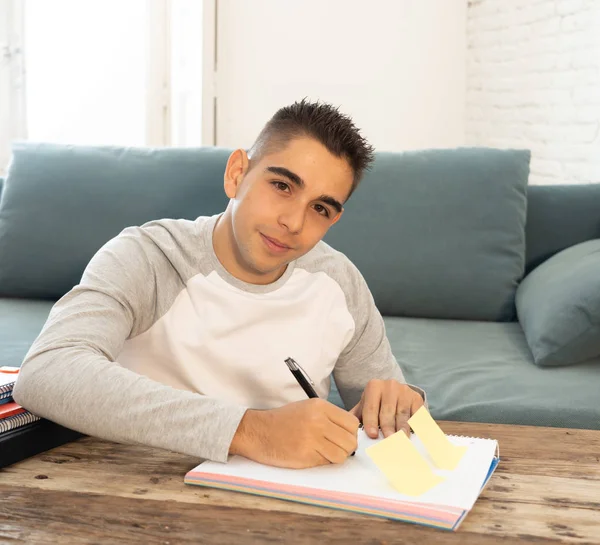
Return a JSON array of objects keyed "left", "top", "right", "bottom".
[{"left": 408, "top": 407, "right": 468, "bottom": 471}]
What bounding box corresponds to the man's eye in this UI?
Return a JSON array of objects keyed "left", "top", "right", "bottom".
[
  {"left": 314, "top": 204, "right": 330, "bottom": 218},
  {"left": 272, "top": 181, "right": 290, "bottom": 192}
]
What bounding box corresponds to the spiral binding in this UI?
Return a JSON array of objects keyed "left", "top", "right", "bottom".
[
  {"left": 0, "top": 381, "right": 15, "bottom": 395},
  {"left": 447, "top": 434, "right": 492, "bottom": 440},
  {"left": 0, "top": 412, "right": 41, "bottom": 434},
  {"left": 446, "top": 434, "right": 500, "bottom": 457}
]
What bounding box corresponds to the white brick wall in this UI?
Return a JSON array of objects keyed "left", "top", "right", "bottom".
[{"left": 467, "top": 0, "right": 600, "bottom": 184}]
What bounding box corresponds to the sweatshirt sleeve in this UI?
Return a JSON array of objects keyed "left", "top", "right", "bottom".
[
  {"left": 12, "top": 229, "right": 247, "bottom": 463},
  {"left": 332, "top": 258, "right": 426, "bottom": 410}
]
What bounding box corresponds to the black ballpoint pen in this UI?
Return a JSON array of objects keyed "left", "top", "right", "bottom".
[
  {"left": 284, "top": 357, "right": 318, "bottom": 398},
  {"left": 284, "top": 357, "right": 356, "bottom": 456}
]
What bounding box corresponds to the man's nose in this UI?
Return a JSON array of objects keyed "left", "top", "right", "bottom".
[{"left": 279, "top": 205, "right": 306, "bottom": 234}]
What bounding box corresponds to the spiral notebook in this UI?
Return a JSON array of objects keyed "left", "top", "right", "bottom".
[
  {"left": 0, "top": 370, "right": 17, "bottom": 402},
  {"left": 185, "top": 411, "right": 499, "bottom": 531},
  {"left": 0, "top": 411, "right": 41, "bottom": 434}
]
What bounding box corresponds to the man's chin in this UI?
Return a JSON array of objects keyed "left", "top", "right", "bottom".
[
  {"left": 250, "top": 253, "right": 296, "bottom": 277},
  {"left": 254, "top": 260, "right": 290, "bottom": 276}
]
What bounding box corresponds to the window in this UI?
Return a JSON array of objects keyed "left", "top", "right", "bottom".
[
  {"left": 0, "top": 0, "right": 213, "bottom": 175},
  {"left": 25, "top": 0, "right": 149, "bottom": 147}
]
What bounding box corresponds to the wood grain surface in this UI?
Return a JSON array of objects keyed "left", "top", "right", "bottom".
[{"left": 1, "top": 421, "right": 599, "bottom": 544}]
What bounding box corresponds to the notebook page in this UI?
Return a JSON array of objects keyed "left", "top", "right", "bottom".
[
  {"left": 0, "top": 374, "right": 17, "bottom": 388},
  {"left": 190, "top": 429, "right": 498, "bottom": 511}
]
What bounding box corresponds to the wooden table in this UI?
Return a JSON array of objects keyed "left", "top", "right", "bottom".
[{"left": 1, "top": 421, "right": 599, "bottom": 544}]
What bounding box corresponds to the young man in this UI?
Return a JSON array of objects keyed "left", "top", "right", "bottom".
[{"left": 14, "top": 100, "right": 424, "bottom": 469}]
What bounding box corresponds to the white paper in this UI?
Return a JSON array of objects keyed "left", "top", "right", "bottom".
[
  {"left": 189, "top": 430, "right": 498, "bottom": 511},
  {"left": 0, "top": 373, "right": 17, "bottom": 388}
]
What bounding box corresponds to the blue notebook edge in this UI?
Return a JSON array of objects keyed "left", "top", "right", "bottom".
[{"left": 452, "top": 454, "right": 501, "bottom": 530}]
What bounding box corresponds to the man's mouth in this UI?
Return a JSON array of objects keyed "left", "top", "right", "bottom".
[{"left": 260, "top": 233, "right": 292, "bottom": 253}]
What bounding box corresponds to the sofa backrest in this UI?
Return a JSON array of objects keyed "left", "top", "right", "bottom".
[
  {"left": 525, "top": 184, "right": 600, "bottom": 274},
  {"left": 324, "top": 148, "right": 531, "bottom": 322},
  {"left": 327, "top": 177, "right": 600, "bottom": 321},
  {"left": 0, "top": 142, "right": 598, "bottom": 322},
  {"left": 0, "top": 143, "right": 230, "bottom": 300}
]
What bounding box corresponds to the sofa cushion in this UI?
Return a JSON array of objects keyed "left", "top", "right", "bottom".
[
  {"left": 0, "top": 142, "right": 230, "bottom": 299},
  {"left": 0, "top": 298, "right": 55, "bottom": 367},
  {"left": 386, "top": 316, "right": 600, "bottom": 430},
  {"left": 517, "top": 239, "right": 600, "bottom": 367},
  {"left": 324, "top": 148, "right": 530, "bottom": 321}
]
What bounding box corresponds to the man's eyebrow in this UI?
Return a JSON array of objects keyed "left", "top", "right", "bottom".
[
  {"left": 266, "top": 166, "right": 343, "bottom": 214},
  {"left": 318, "top": 195, "right": 343, "bottom": 215},
  {"left": 266, "top": 166, "right": 304, "bottom": 188}
]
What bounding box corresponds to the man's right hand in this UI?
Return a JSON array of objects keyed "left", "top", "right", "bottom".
[{"left": 229, "top": 398, "right": 360, "bottom": 469}]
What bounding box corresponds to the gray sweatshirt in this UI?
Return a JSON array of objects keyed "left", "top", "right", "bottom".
[{"left": 13, "top": 213, "right": 421, "bottom": 463}]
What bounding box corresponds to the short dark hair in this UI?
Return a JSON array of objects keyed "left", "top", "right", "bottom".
[{"left": 248, "top": 99, "right": 375, "bottom": 200}]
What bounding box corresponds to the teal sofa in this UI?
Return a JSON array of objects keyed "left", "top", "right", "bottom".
[{"left": 0, "top": 142, "right": 598, "bottom": 466}]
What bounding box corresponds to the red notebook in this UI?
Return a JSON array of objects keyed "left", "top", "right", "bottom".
[{"left": 0, "top": 402, "right": 25, "bottom": 419}]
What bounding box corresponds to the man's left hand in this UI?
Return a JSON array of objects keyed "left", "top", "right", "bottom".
[{"left": 349, "top": 379, "right": 424, "bottom": 439}]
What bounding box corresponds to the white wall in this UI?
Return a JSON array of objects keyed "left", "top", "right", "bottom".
[
  {"left": 467, "top": 0, "right": 600, "bottom": 185},
  {"left": 214, "top": 0, "right": 466, "bottom": 152}
]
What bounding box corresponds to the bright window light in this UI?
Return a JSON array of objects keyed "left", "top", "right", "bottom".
[{"left": 24, "top": 0, "right": 147, "bottom": 146}]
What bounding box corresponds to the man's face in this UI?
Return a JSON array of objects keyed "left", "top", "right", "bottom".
[{"left": 224, "top": 137, "right": 353, "bottom": 280}]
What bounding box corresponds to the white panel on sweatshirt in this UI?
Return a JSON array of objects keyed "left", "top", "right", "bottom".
[{"left": 118, "top": 267, "right": 355, "bottom": 408}]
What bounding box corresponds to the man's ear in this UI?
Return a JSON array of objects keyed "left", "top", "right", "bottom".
[{"left": 224, "top": 149, "right": 250, "bottom": 199}]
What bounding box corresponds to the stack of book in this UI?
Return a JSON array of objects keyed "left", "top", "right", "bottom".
[
  {"left": 1, "top": 366, "right": 84, "bottom": 469},
  {"left": 1, "top": 367, "right": 41, "bottom": 434}
]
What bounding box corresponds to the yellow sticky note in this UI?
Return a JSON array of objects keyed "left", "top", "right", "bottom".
[
  {"left": 366, "top": 431, "right": 445, "bottom": 496},
  {"left": 408, "top": 406, "right": 467, "bottom": 471}
]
